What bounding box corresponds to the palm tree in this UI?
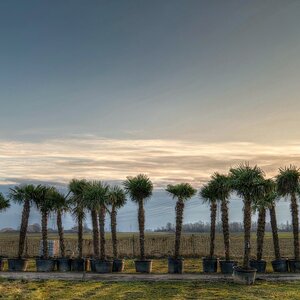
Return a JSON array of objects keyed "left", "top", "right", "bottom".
[
  {"left": 83, "top": 181, "right": 109, "bottom": 260},
  {"left": 33, "top": 185, "right": 55, "bottom": 259},
  {"left": 229, "top": 163, "right": 265, "bottom": 270},
  {"left": 0, "top": 193, "right": 10, "bottom": 212},
  {"left": 200, "top": 183, "right": 217, "bottom": 259},
  {"left": 276, "top": 165, "right": 300, "bottom": 261},
  {"left": 9, "top": 184, "right": 36, "bottom": 258},
  {"left": 107, "top": 186, "right": 127, "bottom": 260},
  {"left": 48, "top": 188, "right": 70, "bottom": 258},
  {"left": 210, "top": 173, "right": 232, "bottom": 262},
  {"left": 166, "top": 183, "right": 196, "bottom": 260},
  {"left": 123, "top": 174, "right": 153, "bottom": 261},
  {"left": 69, "top": 179, "right": 88, "bottom": 258},
  {"left": 252, "top": 179, "right": 274, "bottom": 263}
]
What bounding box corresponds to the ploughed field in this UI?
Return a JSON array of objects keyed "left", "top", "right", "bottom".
[{"left": 0, "top": 232, "right": 295, "bottom": 259}]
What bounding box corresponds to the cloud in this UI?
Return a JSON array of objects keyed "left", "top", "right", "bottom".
[{"left": 1, "top": 137, "right": 300, "bottom": 187}]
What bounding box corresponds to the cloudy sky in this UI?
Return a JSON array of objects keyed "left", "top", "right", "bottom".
[{"left": 0, "top": 1, "right": 300, "bottom": 229}]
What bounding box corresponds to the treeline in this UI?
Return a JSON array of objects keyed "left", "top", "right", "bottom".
[{"left": 155, "top": 221, "right": 294, "bottom": 233}]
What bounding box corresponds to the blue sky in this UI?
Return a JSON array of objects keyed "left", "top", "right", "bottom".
[{"left": 0, "top": 1, "right": 300, "bottom": 229}]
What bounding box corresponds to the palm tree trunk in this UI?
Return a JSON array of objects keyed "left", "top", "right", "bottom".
[
  {"left": 91, "top": 209, "right": 100, "bottom": 258},
  {"left": 209, "top": 201, "right": 217, "bottom": 258},
  {"left": 41, "top": 211, "right": 48, "bottom": 259},
  {"left": 138, "top": 200, "right": 145, "bottom": 260},
  {"left": 256, "top": 207, "right": 266, "bottom": 261},
  {"left": 111, "top": 205, "right": 118, "bottom": 259},
  {"left": 243, "top": 198, "right": 252, "bottom": 269},
  {"left": 99, "top": 205, "right": 106, "bottom": 260},
  {"left": 57, "top": 210, "right": 65, "bottom": 258},
  {"left": 18, "top": 199, "right": 30, "bottom": 258},
  {"left": 78, "top": 213, "right": 83, "bottom": 258},
  {"left": 291, "top": 193, "right": 299, "bottom": 260},
  {"left": 221, "top": 199, "right": 230, "bottom": 261},
  {"left": 174, "top": 199, "right": 184, "bottom": 259},
  {"left": 269, "top": 204, "right": 281, "bottom": 260}
]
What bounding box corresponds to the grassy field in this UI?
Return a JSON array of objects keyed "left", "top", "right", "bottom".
[{"left": 1, "top": 279, "right": 300, "bottom": 299}]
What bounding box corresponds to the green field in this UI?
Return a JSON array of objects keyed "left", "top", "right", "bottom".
[{"left": 0, "top": 279, "right": 300, "bottom": 300}]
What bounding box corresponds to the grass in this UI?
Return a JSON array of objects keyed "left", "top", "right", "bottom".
[{"left": 0, "top": 279, "right": 300, "bottom": 299}]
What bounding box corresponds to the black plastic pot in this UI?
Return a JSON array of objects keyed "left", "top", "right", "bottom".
[
  {"left": 71, "top": 258, "right": 86, "bottom": 272},
  {"left": 233, "top": 266, "right": 257, "bottom": 285},
  {"left": 7, "top": 258, "right": 29, "bottom": 271},
  {"left": 202, "top": 257, "right": 218, "bottom": 273},
  {"left": 135, "top": 260, "right": 153, "bottom": 273},
  {"left": 288, "top": 259, "right": 300, "bottom": 272},
  {"left": 113, "top": 259, "right": 125, "bottom": 272},
  {"left": 36, "top": 259, "right": 56, "bottom": 272},
  {"left": 94, "top": 260, "right": 113, "bottom": 273},
  {"left": 271, "top": 259, "right": 288, "bottom": 272},
  {"left": 168, "top": 257, "right": 184, "bottom": 274},
  {"left": 90, "top": 259, "right": 96, "bottom": 272},
  {"left": 249, "top": 259, "right": 266, "bottom": 273},
  {"left": 0, "top": 258, "right": 4, "bottom": 271},
  {"left": 219, "top": 260, "right": 238, "bottom": 274},
  {"left": 56, "top": 258, "right": 71, "bottom": 272}
]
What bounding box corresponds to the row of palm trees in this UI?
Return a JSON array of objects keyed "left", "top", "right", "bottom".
[{"left": 0, "top": 163, "right": 300, "bottom": 281}]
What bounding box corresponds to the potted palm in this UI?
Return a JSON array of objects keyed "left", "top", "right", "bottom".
[
  {"left": 229, "top": 163, "right": 265, "bottom": 284},
  {"left": 49, "top": 188, "right": 71, "bottom": 272},
  {"left": 34, "top": 185, "right": 57, "bottom": 272},
  {"left": 84, "top": 181, "right": 112, "bottom": 273},
  {"left": 166, "top": 183, "right": 196, "bottom": 274},
  {"left": 267, "top": 185, "right": 288, "bottom": 272},
  {"left": 8, "top": 184, "right": 36, "bottom": 271},
  {"left": 107, "top": 185, "right": 127, "bottom": 272},
  {"left": 69, "top": 179, "right": 88, "bottom": 271},
  {"left": 250, "top": 179, "right": 274, "bottom": 273},
  {"left": 123, "top": 174, "right": 153, "bottom": 273},
  {"left": 276, "top": 165, "right": 300, "bottom": 272},
  {"left": 0, "top": 193, "right": 10, "bottom": 271},
  {"left": 211, "top": 173, "right": 237, "bottom": 274},
  {"left": 200, "top": 182, "right": 218, "bottom": 273}
]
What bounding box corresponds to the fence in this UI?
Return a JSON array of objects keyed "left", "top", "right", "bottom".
[{"left": 0, "top": 234, "right": 294, "bottom": 259}]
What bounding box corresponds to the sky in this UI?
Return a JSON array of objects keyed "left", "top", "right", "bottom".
[{"left": 0, "top": 0, "right": 300, "bottom": 230}]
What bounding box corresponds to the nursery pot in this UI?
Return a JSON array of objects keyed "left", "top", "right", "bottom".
[
  {"left": 113, "top": 259, "right": 125, "bottom": 272},
  {"left": 94, "top": 260, "right": 113, "bottom": 273},
  {"left": 36, "top": 258, "right": 56, "bottom": 272},
  {"left": 168, "top": 257, "right": 184, "bottom": 274},
  {"left": 135, "top": 260, "right": 153, "bottom": 273},
  {"left": 271, "top": 259, "right": 288, "bottom": 272},
  {"left": 56, "top": 258, "right": 71, "bottom": 272},
  {"left": 219, "top": 260, "right": 238, "bottom": 274},
  {"left": 233, "top": 266, "right": 257, "bottom": 285},
  {"left": 249, "top": 259, "right": 266, "bottom": 273},
  {"left": 202, "top": 257, "right": 218, "bottom": 273},
  {"left": 0, "top": 258, "right": 4, "bottom": 271},
  {"left": 288, "top": 259, "right": 300, "bottom": 273},
  {"left": 71, "top": 258, "right": 87, "bottom": 272},
  {"left": 7, "top": 258, "right": 29, "bottom": 272}
]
